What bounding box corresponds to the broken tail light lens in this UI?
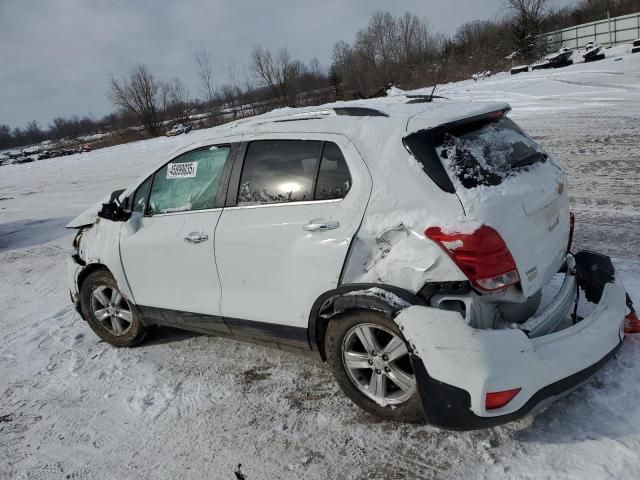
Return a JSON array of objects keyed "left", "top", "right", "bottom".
[
  {"left": 424, "top": 225, "right": 520, "bottom": 292},
  {"left": 486, "top": 388, "right": 521, "bottom": 410},
  {"left": 624, "top": 311, "right": 640, "bottom": 334}
]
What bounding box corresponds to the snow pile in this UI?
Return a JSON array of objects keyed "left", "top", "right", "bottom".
[{"left": 386, "top": 85, "right": 407, "bottom": 96}]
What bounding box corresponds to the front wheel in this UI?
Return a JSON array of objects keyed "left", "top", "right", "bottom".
[
  {"left": 80, "top": 269, "right": 148, "bottom": 347},
  {"left": 325, "top": 310, "right": 424, "bottom": 423}
]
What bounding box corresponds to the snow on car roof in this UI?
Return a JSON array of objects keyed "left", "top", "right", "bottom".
[{"left": 200, "top": 96, "right": 511, "bottom": 140}]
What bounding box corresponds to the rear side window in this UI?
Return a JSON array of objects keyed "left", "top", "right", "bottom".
[
  {"left": 315, "top": 142, "right": 351, "bottom": 200},
  {"left": 238, "top": 140, "right": 322, "bottom": 205},
  {"left": 405, "top": 116, "right": 547, "bottom": 191},
  {"left": 148, "top": 146, "right": 230, "bottom": 215}
]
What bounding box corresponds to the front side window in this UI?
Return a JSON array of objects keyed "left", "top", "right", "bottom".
[
  {"left": 148, "top": 146, "right": 230, "bottom": 215},
  {"left": 132, "top": 176, "right": 152, "bottom": 213},
  {"left": 238, "top": 140, "right": 322, "bottom": 205}
]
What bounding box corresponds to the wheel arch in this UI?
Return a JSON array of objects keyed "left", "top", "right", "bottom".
[
  {"left": 77, "top": 262, "right": 110, "bottom": 295},
  {"left": 308, "top": 284, "right": 426, "bottom": 361}
]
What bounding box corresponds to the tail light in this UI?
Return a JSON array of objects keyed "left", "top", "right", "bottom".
[
  {"left": 425, "top": 225, "right": 520, "bottom": 292},
  {"left": 568, "top": 211, "right": 575, "bottom": 252},
  {"left": 625, "top": 311, "right": 640, "bottom": 334},
  {"left": 486, "top": 388, "right": 521, "bottom": 410}
]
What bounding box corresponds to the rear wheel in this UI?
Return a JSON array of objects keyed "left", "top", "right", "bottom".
[
  {"left": 80, "top": 269, "right": 148, "bottom": 347},
  {"left": 325, "top": 310, "right": 424, "bottom": 423}
]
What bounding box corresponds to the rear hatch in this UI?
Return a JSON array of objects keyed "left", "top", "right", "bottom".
[{"left": 405, "top": 110, "right": 570, "bottom": 297}]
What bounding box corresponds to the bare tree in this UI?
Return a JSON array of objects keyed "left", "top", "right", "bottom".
[
  {"left": 108, "top": 65, "right": 165, "bottom": 136},
  {"left": 250, "top": 46, "right": 303, "bottom": 106},
  {"left": 194, "top": 50, "right": 216, "bottom": 105},
  {"left": 165, "top": 78, "right": 190, "bottom": 125},
  {"left": 308, "top": 58, "right": 323, "bottom": 80},
  {"left": 506, "top": 0, "right": 548, "bottom": 59},
  {"left": 227, "top": 63, "right": 247, "bottom": 116},
  {"left": 330, "top": 11, "right": 442, "bottom": 94}
]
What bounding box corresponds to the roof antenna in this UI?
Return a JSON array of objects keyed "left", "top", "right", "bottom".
[{"left": 428, "top": 42, "right": 453, "bottom": 102}]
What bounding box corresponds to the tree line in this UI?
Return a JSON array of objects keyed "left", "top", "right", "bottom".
[{"left": 1, "top": 0, "right": 637, "bottom": 149}]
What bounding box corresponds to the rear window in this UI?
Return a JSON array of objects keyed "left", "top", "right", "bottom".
[
  {"left": 315, "top": 142, "right": 351, "bottom": 200},
  {"left": 405, "top": 116, "right": 547, "bottom": 191}
]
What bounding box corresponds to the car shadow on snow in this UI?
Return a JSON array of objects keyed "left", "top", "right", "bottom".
[
  {"left": 0, "top": 217, "right": 74, "bottom": 252},
  {"left": 143, "top": 326, "right": 203, "bottom": 346},
  {"left": 511, "top": 344, "right": 639, "bottom": 444}
]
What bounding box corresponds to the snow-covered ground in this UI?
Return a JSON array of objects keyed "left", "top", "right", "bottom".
[{"left": 2, "top": 49, "right": 640, "bottom": 479}]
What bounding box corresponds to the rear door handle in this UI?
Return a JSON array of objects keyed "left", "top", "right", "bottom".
[
  {"left": 184, "top": 232, "right": 209, "bottom": 244},
  {"left": 303, "top": 220, "right": 340, "bottom": 232}
]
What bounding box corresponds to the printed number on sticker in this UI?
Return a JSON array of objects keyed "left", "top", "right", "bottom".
[{"left": 167, "top": 162, "right": 198, "bottom": 179}]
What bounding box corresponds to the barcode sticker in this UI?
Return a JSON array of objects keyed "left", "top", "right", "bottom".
[{"left": 167, "top": 162, "right": 198, "bottom": 179}]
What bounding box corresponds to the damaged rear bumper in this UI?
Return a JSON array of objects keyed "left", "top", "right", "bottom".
[{"left": 395, "top": 252, "right": 627, "bottom": 430}]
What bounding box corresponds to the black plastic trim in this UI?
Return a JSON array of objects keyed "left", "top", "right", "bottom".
[
  {"left": 72, "top": 253, "right": 86, "bottom": 267},
  {"left": 214, "top": 143, "right": 240, "bottom": 208},
  {"left": 418, "top": 281, "right": 471, "bottom": 303},
  {"left": 307, "top": 284, "right": 425, "bottom": 359},
  {"left": 333, "top": 107, "right": 388, "bottom": 117},
  {"left": 136, "top": 305, "right": 309, "bottom": 349},
  {"left": 138, "top": 305, "right": 231, "bottom": 334},
  {"left": 574, "top": 250, "right": 615, "bottom": 304},
  {"left": 225, "top": 142, "right": 247, "bottom": 207},
  {"left": 403, "top": 132, "right": 456, "bottom": 193},
  {"left": 225, "top": 317, "right": 309, "bottom": 349},
  {"left": 412, "top": 340, "right": 622, "bottom": 431}
]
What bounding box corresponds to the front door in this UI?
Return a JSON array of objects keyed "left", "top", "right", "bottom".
[
  {"left": 214, "top": 135, "right": 371, "bottom": 345},
  {"left": 120, "top": 144, "right": 234, "bottom": 332}
]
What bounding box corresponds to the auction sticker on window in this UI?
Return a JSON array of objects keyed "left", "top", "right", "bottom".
[{"left": 167, "top": 162, "right": 198, "bottom": 179}]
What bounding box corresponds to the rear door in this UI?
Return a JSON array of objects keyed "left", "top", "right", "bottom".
[
  {"left": 119, "top": 143, "right": 236, "bottom": 332},
  {"left": 214, "top": 133, "right": 371, "bottom": 345}
]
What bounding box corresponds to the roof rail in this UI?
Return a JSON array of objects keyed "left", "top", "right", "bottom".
[
  {"left": 333, "top": 107, "right": 389, "bottom": 117},
  {"left": 405, "top": 94, "right": 448, "bottom": 104},
  {"left": 256, "top": 106, "right": 389, "bottom": 125}
]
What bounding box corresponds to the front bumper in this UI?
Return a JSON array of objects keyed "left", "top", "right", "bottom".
[
  {"left": 396, "top": 252, "right": 627, "bottom": 430},
  {"left": 67, "top": 255, "right": 83, "bottom": 313}
]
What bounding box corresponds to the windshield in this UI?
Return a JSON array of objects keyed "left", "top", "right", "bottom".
[{"left": 434, "top": 117, "right": 547, "bottom": 189}]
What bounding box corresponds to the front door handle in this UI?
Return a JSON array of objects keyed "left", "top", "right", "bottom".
[
  {"left": 303, "top": 220, "right": 340, "bottom": 232},
  {"left": 184, "top": 232, "right": 209, "bottom": 244}
]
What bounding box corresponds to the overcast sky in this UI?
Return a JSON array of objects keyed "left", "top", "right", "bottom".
[{"left": 0, "top": 0, "right": 577, "bottom": 129}]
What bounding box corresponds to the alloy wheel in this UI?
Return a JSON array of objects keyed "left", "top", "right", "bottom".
[
  {"left": 341, "top": 323, "right": 416, "bottom": 405},
  {"left": 90, "top": 285, "right": 134, "bottom": 336}
]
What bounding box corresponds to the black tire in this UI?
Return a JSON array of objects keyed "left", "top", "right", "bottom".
[
  {"left": 325, "top": 310, "right": 424, "bottom": 423},
  {"left": 80, "top": 269, "right": 148, "bottom": 347}
]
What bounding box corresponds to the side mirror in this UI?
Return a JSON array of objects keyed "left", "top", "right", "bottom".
[{"left": 98, "top": 189, "right": 131, "bottom": 222}]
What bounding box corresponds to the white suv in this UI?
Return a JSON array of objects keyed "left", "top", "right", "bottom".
[{"left": 67, "top": 97, "right": 633, "bottom": 429}]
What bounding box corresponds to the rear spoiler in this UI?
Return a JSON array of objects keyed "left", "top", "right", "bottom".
[{"left": 432, "top": 106, "right": 512, "bottom": 133}]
